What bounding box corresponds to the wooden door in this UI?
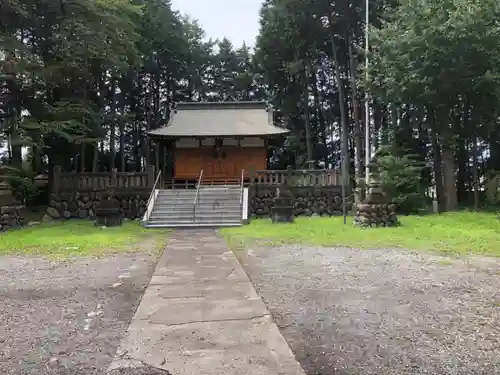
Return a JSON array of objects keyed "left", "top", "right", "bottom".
[
  {"left": 203, "top": 148, "right": 238, "bottom": 181},
  {"left": 174, "top": 146, "right": 268, "bottom": 181}
]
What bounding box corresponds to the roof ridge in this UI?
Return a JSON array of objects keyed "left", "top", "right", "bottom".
[{"left": 174, "top": 101, "right": 268, "bottom": 111}]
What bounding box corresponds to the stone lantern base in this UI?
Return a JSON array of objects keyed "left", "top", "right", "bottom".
[
  {"left": 95, "top": 195, "right": 123, "bottom": 227},
  {"left": 353, "top": 184, "right": 400, "bottom": 228}
]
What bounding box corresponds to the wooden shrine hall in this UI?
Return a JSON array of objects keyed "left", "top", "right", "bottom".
[{"left": 147, "top": 101, "right": 289, "bottom": 185}]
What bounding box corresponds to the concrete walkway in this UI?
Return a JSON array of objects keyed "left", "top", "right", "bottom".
[{"left": 108, "top": 229, "right": 305, "bottom": 375}]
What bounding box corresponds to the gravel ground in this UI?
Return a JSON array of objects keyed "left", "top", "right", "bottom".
[
  {"left": 0, "top": 247, "right": 160, "bottom": 375},
  {"left": 236, "top": 245, "right": 500, "bottom": 375}
]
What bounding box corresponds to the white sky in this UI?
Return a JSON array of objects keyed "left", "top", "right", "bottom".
[{"left": 170, "top": 0, "right": 262, "bottom": 48}]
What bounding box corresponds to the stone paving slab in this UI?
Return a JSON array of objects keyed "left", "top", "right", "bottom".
[
  {"left": 148, "top": 279, "right": 259, "bottom": 300},
  {"left": 108, "top": 229, "right": 305, "bottom": 375},
  {"left": 114, "top": 317, "right": 305, "bottom": 375},
  {"left": 135, "top": 295, "right": 268, "bottom": 325}
]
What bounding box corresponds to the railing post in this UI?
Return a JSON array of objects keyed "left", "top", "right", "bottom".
[
  {"left": 71, "top": 170, "right": 78, "bottom": 190},
  {"left": 111, "top": 168, "right": 117, "bottom": 189},
  {"left": 53, "top": 166, "right": 61, "bottom": 194},
  {"left": 286, "top": 165, "right": 293, "bottom": 187},
  {"left": 249, "top": 166, "right": 255, "bottom": 187}
]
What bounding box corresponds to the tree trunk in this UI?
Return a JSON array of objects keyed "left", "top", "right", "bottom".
[
  {"left": 109, "top": 78, "right": 116, "bottom": 170},
  {"left": 133, "top": 122, "right": 141, "bottom": 171},
  {"left": 455, "top": 103, "right": 468, "bottom": 204},
  {"left": 311, "top": 67, "right": 328, "bottom": 165},
  {"left": 489, "top": 130, "right": 500, "bottom": 171},
  {"left": 329, "top": 29, "right": 351, "bottom": 192},
  {"left": 145, "top": 72, "right": 153, "bottom": 167},
  {"left": 442, "top": 143, "right": 458, "bottom": 211},
  {"left": 92, "top": 143, "right": 98, "bottom": 172},
  {"left": 471, "top": 137, "right": 480, "bottom": 211},
  {"left": 372, "top": 100, "right": 384, "bottom": 152},
  {"left": 80, "top": 143, "right": 86, "bottom": 172},
  {"left": 10, "top": 126, "right": 22, "bottom": 167},
  {"left": 303, "top": 64, "right": 313, "bottom": 165},
  {"left": 347, "top": 36, "right": 363, "bottom": 183},
  {"left": 31, "top": 145, "right": 40, "bottom": 174},
  {"left": 119, "top": 80, "right": 126, "bottom": 172},
  {"left": 430, "top": 110, "right": 445, "bottom": 211},
  {"left": 96, "top": 71, "right": 106, "bottom": 172}
]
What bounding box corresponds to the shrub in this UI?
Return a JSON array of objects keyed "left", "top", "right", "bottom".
[
  {"left": 374, "top": 147, "right": 426, "bottom": 214},
  {"left": 485, "top": 171, "right": 500, "bottom": 205},
  {"left": 5, "top": 164, "right": 40, "bottom": 206}
]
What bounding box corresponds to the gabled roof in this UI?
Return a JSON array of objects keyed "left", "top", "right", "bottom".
[{"left": 148, "top": 101, "right": 289, "bottom": 138}]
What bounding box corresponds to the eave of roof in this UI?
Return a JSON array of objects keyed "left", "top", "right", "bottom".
[{"left": 147, "top": 101, "right": 290, "bottom": 138}]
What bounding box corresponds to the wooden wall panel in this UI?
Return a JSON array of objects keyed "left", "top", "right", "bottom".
[{"left": 174, "top": 147, "right": 267, "bottom": 180}]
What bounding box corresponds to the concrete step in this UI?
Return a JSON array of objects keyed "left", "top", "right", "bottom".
[
  {"left": 147, "top": 218, "right": 241, "bottom": 223},
  {"left": 157, "top": 192, "right": 241, "bottom": 199},
  {"left": 156, "top": 196, "right": 240, "bottom": 201},
  {"left": 156, "top": 195, "right": 240, "bottom": 201},
  {"left": 154, "top": 201, "right": 241, "bottom": 206},
  {"left": 153, "top": 207, "right": 240, "bottom": 212},
  {"left": 149, "top": 220, "right": 242, "bottom": 226},
  {"left": 153, "top": 204, "right": 240, "bottom": 210},
  {"left": 145, "top": 186, "right": 244, "bottom": 228},
  {"left": 150, "top": 214, "right": 242, "bottom": 221},
  {"left": 155, "top": 198, "right": 240, "bottom": 203},
  {"left": 154, "top": 200, "right": 241, "bottom": 209},
  {"left": 159, "top": 187, "right": 240, "bottom": 192},
  {"left": 145, "top": 222, "right": 242, "bottom": 228},
  {"left": 151, "top": 208, "right": 241, "bottom": 216},
  {"left": 147, "top": 217, "right": 241, "bottom": 223},
  {"left": 151, "top": 209, "right": 241, "bottom": 215}
]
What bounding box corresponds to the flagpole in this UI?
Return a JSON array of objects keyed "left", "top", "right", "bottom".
[{"left": 364, "top": 0, "right": 370, "bottom": 184}]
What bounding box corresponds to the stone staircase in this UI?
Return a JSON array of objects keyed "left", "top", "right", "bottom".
[{"left": 144, "top": 185, "right": 243, "bottom": 228}]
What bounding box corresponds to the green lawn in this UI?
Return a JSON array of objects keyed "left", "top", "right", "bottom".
[
  {"left": 0, "top": 220, "right": 169, "bottom": 258},
  {"left": 221, "top": 212, "right": 500, "bottom": 257}
]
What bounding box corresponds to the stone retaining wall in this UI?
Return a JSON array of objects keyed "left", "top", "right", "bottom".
[
  {"left": 46, "top": 191, "right": 149, "bottom": 220},
  {"left": 44, "top": 185, "right": 350, "bottom": 222},
  {"left": 250, "top": 186, "right": 351, "bottom": 218},
  {"left": 0, "top": 205, "right": 25, "bottom": 231}
]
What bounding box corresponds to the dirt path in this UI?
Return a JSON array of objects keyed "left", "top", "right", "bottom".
[
  {"left": 0, "top": 251, "right": 159, "bottom": 375},
  {"left": 236, "top": 245, "right": 500, "bottom": 375}
]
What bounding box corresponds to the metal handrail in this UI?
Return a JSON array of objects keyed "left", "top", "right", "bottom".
[
  {"left": 144, "top": 170, "right": 162, "bottom": 222},
  {"left": 193, "top": 169, "right": 204, "bottom": 223},
  {"left": 239, "top": 169, "right": 245, "bottom": 205},
  {"left": 239, "top": 169, "right": 245, "bottom": 221}
]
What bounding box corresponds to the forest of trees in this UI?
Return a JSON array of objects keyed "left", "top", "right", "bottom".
[{"left": 2, "top": 0, "right": 500, "bottom": 213}]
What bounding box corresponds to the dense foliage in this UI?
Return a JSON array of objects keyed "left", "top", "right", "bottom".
[
  {"left": 2, "top": 0, "right": 500, "bottom": 212},
  {"left": 0, "top": 0, "right": 260, "bottom": 177},
  {"left": 255, "top": 0, "right": 500, "bottom": 212},
  {"left": 374, "top": 148, "right": 426, "bottom": 214}
]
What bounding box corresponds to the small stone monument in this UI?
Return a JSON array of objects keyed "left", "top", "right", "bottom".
[
  {"left": 271, "top": 167, "right": 295, "bottom": 223},
  {"left": 0, "top": 205, "right": 25, "bottom": 231},
  {"left": 95, "top": 192, "right": 123, "bottom": 227}
]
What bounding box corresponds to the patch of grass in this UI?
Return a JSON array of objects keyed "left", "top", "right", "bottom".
[
  {"left": 0, "top": 220, "right": 169, "bottom": 258},
  {"left": 221, "top": 212, "right": 500, "bottom": 256}
]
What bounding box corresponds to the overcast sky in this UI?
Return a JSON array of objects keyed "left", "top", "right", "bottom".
[{"left": 170, "top": 0, "right": 261, "bottom": 48}]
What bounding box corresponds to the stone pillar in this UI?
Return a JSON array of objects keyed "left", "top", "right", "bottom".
[{"left": 271, "top": 166, "right": 295, "bottom": 223}]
